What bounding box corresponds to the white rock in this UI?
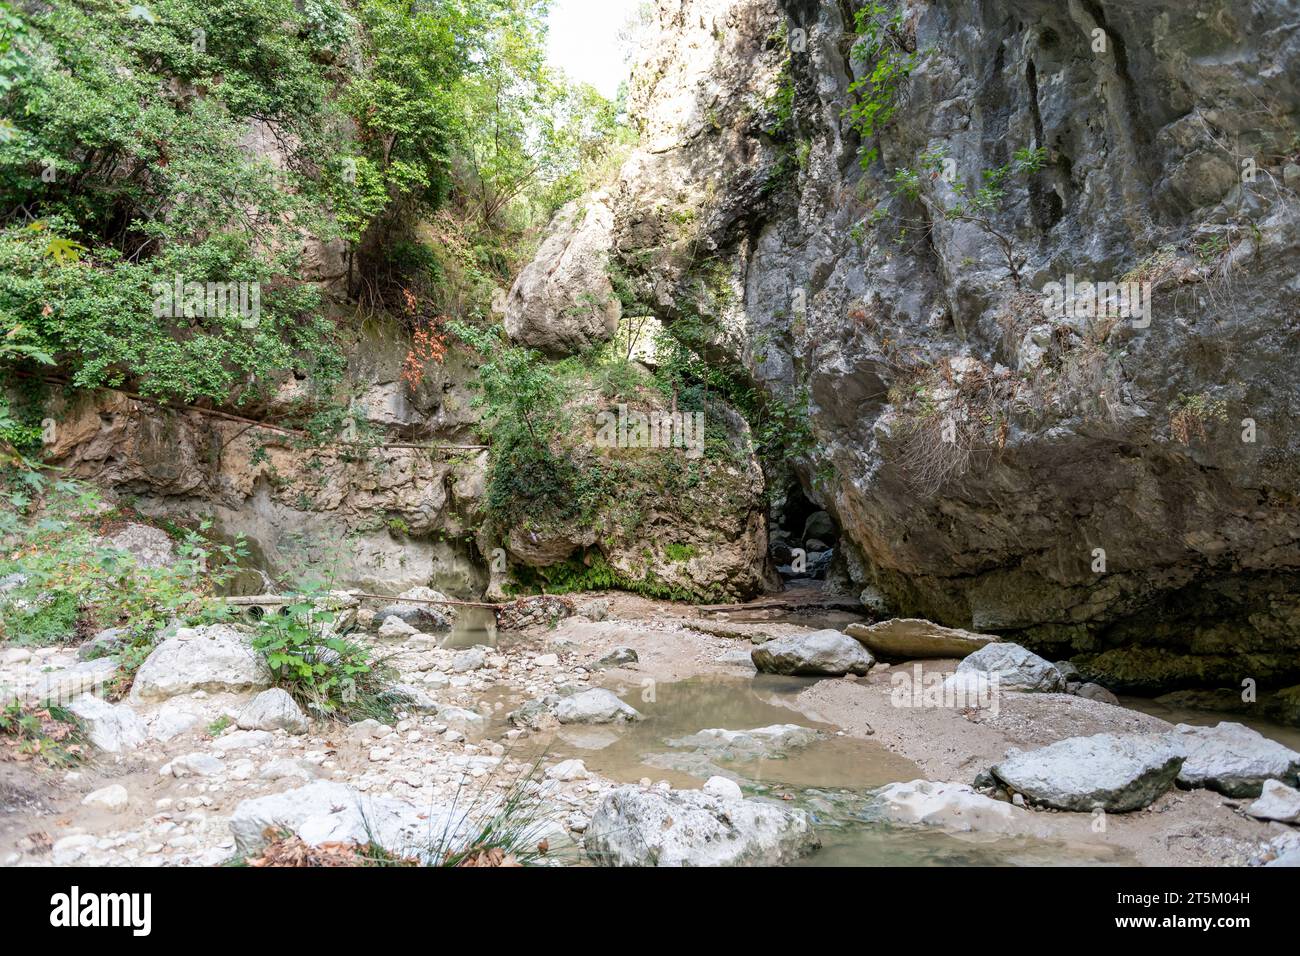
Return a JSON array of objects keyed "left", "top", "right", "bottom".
[
  {"left": 29, "top": 658, "right": 119, "bottom": 703},
  {"left": 1172, "top": 722, "right": 1300, "bottom": 797},
  {"left": 259, "top": 759, "right": 317, "bottom": 782},
  {"left": 377, "top": 617, "right": 419, "bottom": 639},
  {"left": 211, "top": 729, "right": 273, "bottom": 751},
  {"left": 991, "top": 733, "right": 1184, "bottom": 811},
  {"left": 82, "top": 784, "right": 130, "bottom": 812},
  {"left": 953, "top": 642, "right": 1064, "bottom": 692},
  {"left": 130, "top": 625, "right": 271, "bottom": 701},
  {"left": 534, "top": 653, "right": 559, "bottom": 667},
  {"left": 702, "top": 776, "right": 743, "bottom": 801},
  {"left": 751, "top": 629, "right": 875, "bottom": 676},
  {"left": 51, "top": 834, "right": 98, "bottom": 864},
  {"left": 669, "top": 724, "right": 819, "bottom": 760},
  {"left": 347, "top": 718, "right": 388, "bottom": 741},
  {"left": 451, "top": 646, "right": 487, "bottom": 673},
  {"left": 100, "top": 522, "right": 175, "bottom": 568},
  {"left": 237, "top": 688, "right": 309, "bottom": 734},
  {"left": 554, "top": 688, "right": 641, "bottom": 724},
  {"left": 546, "top": 759, "right": 589, "bottom": 781},
  {"left": 869, "top": 780, "right": 1029, "bottom": 834},
  {"left": 437, "top": 706, "right": 487, "bottom": 738},
  {"left": 585, "top": 786, "right": 819, "bottom": 866},
  {"left": 149, "top": 699, "right": 202, "bottom": 742},
  {"left": 1246, "top": 779, "right": 1300, "bottom": 823},
  {"left": 167, "top": 753, "right": 225, "bottom": 777},
  {"left": 67, "top": 694, "right": 148, "bottom": 753},
  {"left": 228, "top": 781, "right": 458, "bottom": 858}
]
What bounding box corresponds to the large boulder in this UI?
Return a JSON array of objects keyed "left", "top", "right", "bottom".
[
  {"left": 1171, "top": 722, "right": 1300, "bottom": 797},
  {"left": 130, "top": 625, "right": 271, "bottom": 702},
  {"left": 373, "top": 586, "right": 456, "bottom": 632},
  {"left": 584, "top": 786, "right": 820, "bottom": 866},
  {"left": 99, "top": 522, "right": 175, "bottom": 569},
  {"left": 991, "top": 733, "right": 1185, "bottom": 812},
  {"left": 237, "top": 689, "right": 309, "bottom": 735},
  {"left": 553, "top": 689, "right": 641, "bottom": 725},
  {"left": 504, "top": 190, "right": 620, "bottom": 357},
  {"left": 866, "top": 780, "right": 1031, "bottom": 835},
  {"left": 846, "top": 618, "right": 1000, "bottom": 661},
  {"left": 801, "top": 511, "right": 837, "bottom": 545},
  {"left": 67, "top": 694, "right": 147, "bottom": 753},
  {"left": 750, "top": 629, "right": 874, "bottom": 676},
  {"left": 228, "top": 781, "right": 438, "bottom": 858},
  {"left": 27, "top": 658, "right": 119, "bottom": 705},
  {"left": 950, "top": 642, "right": 1064, "bottom": 693}
]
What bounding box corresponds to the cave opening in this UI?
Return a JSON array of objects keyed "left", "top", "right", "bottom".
[{"left": 768, "top": 482, "right": 839, "bottom": 581}]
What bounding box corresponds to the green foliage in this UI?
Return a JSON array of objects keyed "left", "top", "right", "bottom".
[
  {"left": 0, "top": 477, "right": 244, "bottom": 650},
  {"left": 1168, "top": 390, "right": 1228, "bottom": 444},
  {"left": 206, "top": 714, "right": 233, "bottom": 737},
  {"left": 251, "top": 594, "right": 398, "bottom": 722},
  {"left": 845, "top": 2, "right": 918, "bottom": 167},
  {"left": 0, "top": 697, "right": 85, "bottom": 766},
  {"left": 0, "top": 217, "right": 343, "bottom": 403},
  {"left": 509, "top": 552, "right": 710, "bottom": 603},
  {"left": 884, "top": 145, "right": 1048, "bottom": 288},
  {"left": 651, "top": 310, "right": 813, "bottom": 472},
  {"left": 0, "top": 0, "right": 352, "bottom": 403}
]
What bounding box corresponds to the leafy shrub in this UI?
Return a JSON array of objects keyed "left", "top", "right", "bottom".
[
  {"left": 251, "top": 597, "right": 399, "bottom": 721},
  {"left": 0, "top": 698, "right": 85, "bottom": 766},
  {"left": 0, "top": 477, "right": 244, "bottom": 650},
  {"left": 845, "top": 2, "right": 919, "bottom": 167}
]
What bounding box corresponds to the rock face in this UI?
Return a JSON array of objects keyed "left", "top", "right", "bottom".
[
  {"left": 508, "top": 0, "right": 1300, "bottom": 693},
  {"left": 868, "top": 780, "right": 1030, "bottom": 834},
  {"left": 846, "top": 618, "right": 999, "bottom": 660},
  {"left": 751, "top": 629, "right": 875, "bottom": 676},
  {"left": 130, "top": 625, "right": 271, "bottom": 701},
  {"left": 43, "top": 331, "right": 489, "bottom": 595},
  {"left": 1171, "top": 722, "right": 1300, "bottom": 797},
  {"left": 585, "top": 785, "right": 819, "bottom": 866},
  {"left": 991, "top": 733, "right": 1185, "bottom": 811},
  {"left": 953, "top": 643, "right": 1065, "bottom": 692},
  {"left": 505, "top": 191, "right": 621, "bottom": 356}
]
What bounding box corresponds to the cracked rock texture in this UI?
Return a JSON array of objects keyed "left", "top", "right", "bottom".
[{"left": 510, "top": 0, "right": 1300, "bottom": 691}]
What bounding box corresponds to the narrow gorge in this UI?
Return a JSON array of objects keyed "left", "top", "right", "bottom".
[{"left": 1, "top": 0, "right": 1298, "bottom": 882}]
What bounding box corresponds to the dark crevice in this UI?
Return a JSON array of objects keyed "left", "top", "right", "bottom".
[
  {"left": 1079, "top": 0, "right": 1157, "bottom": 189},
  {"left": 1025, "top": 58, "right": 1063, "bottom": 232}
]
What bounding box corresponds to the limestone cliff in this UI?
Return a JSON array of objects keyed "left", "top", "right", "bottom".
[{"left": 511, "top": 0, "right": 1300, "bottom": 689}]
